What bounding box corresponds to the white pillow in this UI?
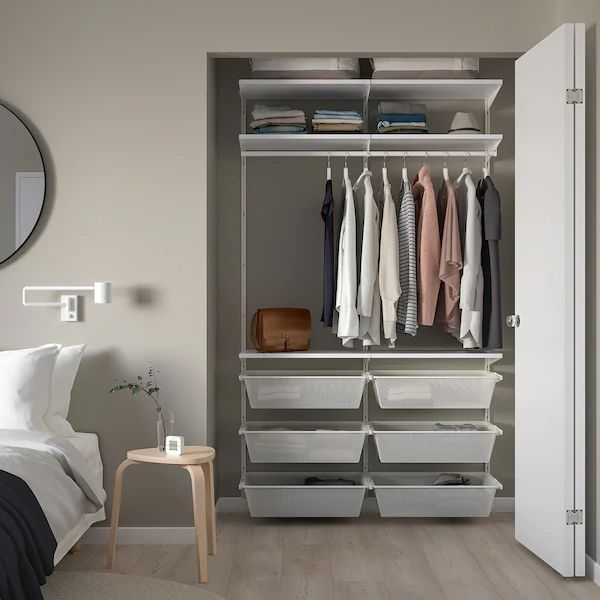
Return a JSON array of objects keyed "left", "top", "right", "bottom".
[
  {"left": 45, "top": 344, "right": 86, "bottom": 434},
  {"left": 0, "top": 344, "right": 60, "bottom": 431}
]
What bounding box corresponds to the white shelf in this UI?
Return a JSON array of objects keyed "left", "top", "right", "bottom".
[
  {"left": 240, "top": 350, "right": 502, "bottom": 363},
  {"left": 239, "top": 78, "right": 503, "bottom": 106},
  {"left": 370, "top": 79, "right": 502, "bottom": 104},
  {"left": 240, "top": 79, "right": 370, "bottom": 100},
  {"left": 240, "top": 133, "right": 502, "bottom": 156}
]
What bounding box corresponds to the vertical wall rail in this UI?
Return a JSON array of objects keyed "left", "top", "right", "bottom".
[
  {"left": 362, "top": 357, "right": 369, "bottom": 475},
  {"left": 240, "top": 90, "right": 248, "bottom": 486}
]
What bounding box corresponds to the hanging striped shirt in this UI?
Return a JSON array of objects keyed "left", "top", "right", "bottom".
[{"left": 396, "top": 180, "right": 418, "bottom": 336}]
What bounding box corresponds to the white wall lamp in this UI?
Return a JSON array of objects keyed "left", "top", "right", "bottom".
[{"left": 22, "top": 282, "right": 112, "bottom": 322}]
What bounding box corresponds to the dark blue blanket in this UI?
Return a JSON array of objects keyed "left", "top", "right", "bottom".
[{"left": 0, "top": 470, "right": 56, "bottom": 600}]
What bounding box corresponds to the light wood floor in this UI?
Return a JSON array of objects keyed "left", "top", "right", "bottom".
[{"left": 58, "top": 513, "right": 600, "bottom": 600}]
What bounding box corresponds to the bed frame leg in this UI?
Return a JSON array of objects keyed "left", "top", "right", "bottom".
[{"left": 69, "top": 539, "right": 82, "bottom": 554}]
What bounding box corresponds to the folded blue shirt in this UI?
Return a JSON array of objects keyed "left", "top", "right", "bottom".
[{"left": 377, "top": 113, "right": 427, "bottom": 123}]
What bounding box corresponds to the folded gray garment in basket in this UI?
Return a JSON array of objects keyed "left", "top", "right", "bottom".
[
  {"left": 305, "top": 477, "right": 356, "bottom": 486},
  {"left": 434, "top": 423, "right": 478, "bottom": 431},
  {"left": 433, "top": 473, "right": 472, "bottom": 486}
]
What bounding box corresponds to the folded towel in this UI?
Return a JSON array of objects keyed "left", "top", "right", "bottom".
[
  {"left": 377, "top": 124, "right": 428, "bottom": 134},
  {"left": 313, "top": 123, "right": 362, "bottom": 132},
  {"left": 250, "top": 116, "right": 307, "bottom": 128},
  {"left": 433, "top": 473, "right": 472, "bottom": 486},
  {"left": 251, "top": 104, "right": 305, "bottom": 120},
  {"left": 377, "top": 101, "right": 427, "bottom": 115},
  {"left": 376, "top": 113, "right": 427, "bottom": 123},
  {"left": 253, "top": 125, "right": 307, "bottom": 134},
  {"left": 314, "top": 109, "right": 363, "bottom": 117},
  {"left": 312, "top": 116, "right": 364, "bottom": 124}
]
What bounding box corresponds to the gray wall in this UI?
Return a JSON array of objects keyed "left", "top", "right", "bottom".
[
  {"left": 216, "top": 58, "right": 516, "bottom": 497},
  {"left": 0, "top": 106, "right": 43, "bottom": 260},
  {"left": 0, "top": 2, "right": 597, "bottom": 562}
]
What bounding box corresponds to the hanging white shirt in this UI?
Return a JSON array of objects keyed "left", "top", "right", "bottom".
[
  {"left": 334, "top": 167, "right": 359, "bottom": 347},
  {"left": 379, "top": 180, "right": 401, "bottom": 347},
  {"left": 457, "top": 172, "right": 483, "bottom": 348},
  {"left": 354, "top": 170, "right": 381, "bottom": 347}
]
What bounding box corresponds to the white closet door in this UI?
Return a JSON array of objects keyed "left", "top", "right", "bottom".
[{"left": 514, "top": 23, "right": 585, "bottom": 577}]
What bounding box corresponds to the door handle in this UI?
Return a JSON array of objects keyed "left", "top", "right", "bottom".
[{"left": 506, "top": 314, "right": 520, "bottom": 328}]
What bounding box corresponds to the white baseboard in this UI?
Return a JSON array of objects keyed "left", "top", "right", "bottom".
[
  {"left": 586, "top": 554, "right": 600, "bottom": 587},
  {"left": 82, "top": 496, "right": 514, "bottom": 545}
]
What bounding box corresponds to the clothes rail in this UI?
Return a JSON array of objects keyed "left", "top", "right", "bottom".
[{"left": 241, "top": 150, "right": 494, "bottom": 157}]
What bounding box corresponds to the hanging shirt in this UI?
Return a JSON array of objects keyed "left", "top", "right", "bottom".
[
  {"left": 354, "top": 170, "right": 381, "bottom": 347},
  {"left": 379, "top": 180, "right": 401, "bottom": 347},
  {"left": 334, "top": 167, "right": 359, "bottom": 347},
  {"left": 396, "top": 180, "right": 418, "bottom": 337},
  {"left": 477, "top": 175, "right": 503, "bottom": 350},
  {"left": 414, "top": 164, "right": 440, "bottom": 326},
  {"left": 320, "top": 178, "right": 335, "bottom": 327},
  {"left": 457, "top": 173, "right": 484, "bottom": 348},
  {"left": 436, "top": 179, "right": 462, "bottom": 336}
]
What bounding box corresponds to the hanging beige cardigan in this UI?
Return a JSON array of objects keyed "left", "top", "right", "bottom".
[{"left": 413, "top": 164, "right": 441, "bottom": 326}]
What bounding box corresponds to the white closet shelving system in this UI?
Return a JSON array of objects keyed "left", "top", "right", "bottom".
[{"left": 238, "top": 77, "right": 505, "bottom": 518}]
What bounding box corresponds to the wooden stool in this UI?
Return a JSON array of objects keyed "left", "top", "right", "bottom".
[{"left": 106, "top": 446, "right": 216, "bottom": 583}]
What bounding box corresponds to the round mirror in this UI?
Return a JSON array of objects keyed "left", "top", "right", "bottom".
[{"left": 0, "top": 103, "right": 45, "bottom": 264}]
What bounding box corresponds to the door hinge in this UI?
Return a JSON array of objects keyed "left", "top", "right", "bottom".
[
  {"left": 566, "top": 88, "right": 584, "bottom": 104},
  {"left": 566, "top": 509, "right": 584, "bottom": 525}
]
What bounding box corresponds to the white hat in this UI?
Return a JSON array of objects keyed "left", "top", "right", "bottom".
[{"left": 448, "top": 111, "right": 481, "bottom": 134}]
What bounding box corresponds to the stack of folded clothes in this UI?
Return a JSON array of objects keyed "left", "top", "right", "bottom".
[
  {"left": 312, "top": 109, "right": 363, "bottom": 133},
  {"left": 250, "top": 104, "right": 307, "bottom": 134},
  {"left": 376, "top": 101, "right": 428, "bottom": 134}
]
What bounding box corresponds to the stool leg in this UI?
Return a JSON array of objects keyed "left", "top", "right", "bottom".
[
  {"left": 106, "top": 459, "right": 136, "bottom": 568},
  {"left": 202, "top": 460, "right": 217, "bottom": 555},
  {"left": 184, "top": 465, "right": 208, "bottom": 583}
]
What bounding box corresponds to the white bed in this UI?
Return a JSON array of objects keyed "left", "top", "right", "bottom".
[{"left": 0, "top": 429, "right": 106, "bottom": 563}]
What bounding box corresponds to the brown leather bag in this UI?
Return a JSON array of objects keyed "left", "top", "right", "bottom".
[{"left": 250, "top": 308, "right": 311, "bottom": 352}]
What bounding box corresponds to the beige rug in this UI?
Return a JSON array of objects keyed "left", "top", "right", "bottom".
[{"left": 43, "top": 571, "right": 225, "bottom": 600}]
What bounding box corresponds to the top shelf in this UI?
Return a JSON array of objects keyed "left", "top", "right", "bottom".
[{"left": 239, "top": 79, "right": 503, "bottom": 106}]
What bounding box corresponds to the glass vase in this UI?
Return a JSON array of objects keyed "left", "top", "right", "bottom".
[{"left": 157, "top": 409, "right": 175, "bottom": 452}]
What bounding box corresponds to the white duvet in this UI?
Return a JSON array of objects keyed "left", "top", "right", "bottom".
[{"left": 0, "top": 430, "right": 106, "bottom": 563}]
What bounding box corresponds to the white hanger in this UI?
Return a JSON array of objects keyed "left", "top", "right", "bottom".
[
  {"left": 442, "top": 153, "right": 450, "bottom": 182},
  {"left": 326, "top": 154, "right": 332, "bottom": 181},
  {"left": 455, "top": 153, "right": 472, "bottom": 186},
  {"left": 382, "top": 153, "right": 390, "bottom": 186},
  {"left": 402, "top": 152, "right": 409, "bottom": 183}
]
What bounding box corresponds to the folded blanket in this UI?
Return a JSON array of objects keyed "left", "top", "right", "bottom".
[
  {"left": 312, "top": 117, "right": 363, "bottom": 124},
  {"left": 251, "top": 104, "right": 305, "bottom": 120},
  {"left": 0, "top": 470, "right": 56, "bottom": 600},
  {"left": 377, "top": 101, "right": 427, "bottom": 114}
]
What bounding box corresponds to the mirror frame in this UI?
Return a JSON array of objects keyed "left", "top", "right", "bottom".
[{"left": 0, "top": 101, "right": 47, "bottom": 266}]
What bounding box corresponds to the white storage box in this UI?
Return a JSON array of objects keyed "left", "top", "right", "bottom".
[
  {"left": 371, "top": 421, "right": 502, "bottom": 463},
  {"left": 371, "top": 472, "right": 502, "bottom": 517},
  {"left": 371, "top": 57, "right": 479, "bottom": 79},
  {"left": 242, "top": 371, "right": 366, "bottom": 409},
  {"left": 242, "top": 472, "right": 367, "bottom": 518},
  {"left": 370, "top": 370, "right": 502, "bottom": 409},
  {"left": 241, "top": 422, "right": 367, "bottom": 463},
  {"left": 250, "top": 58, "right": 360, "bottom": 79}
]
